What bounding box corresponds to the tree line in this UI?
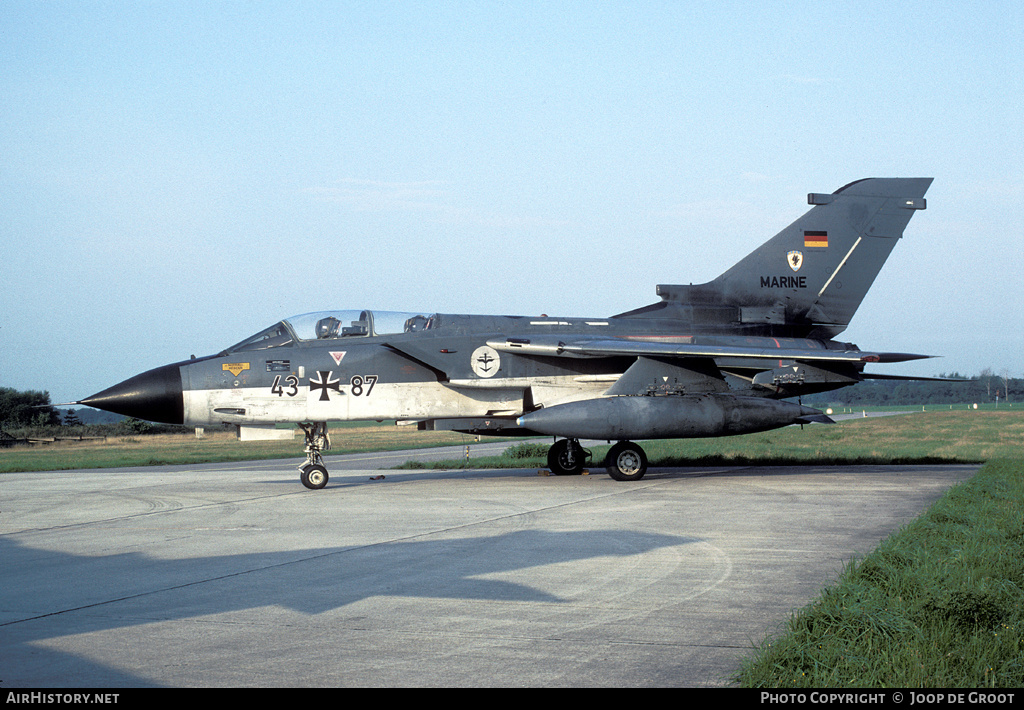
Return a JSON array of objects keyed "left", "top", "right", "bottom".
[
  {"left": 0, "top": 387, "right": 60, "bottom": 429},
  {"left": 803, "top": 372, "right": 1021, "bottom": 407}
]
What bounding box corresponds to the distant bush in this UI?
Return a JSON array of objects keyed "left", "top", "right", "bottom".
[
  {"left": 121, "top": 418, "right": 155, "bottom": 435},
  {"left": 502, "top": 442, "right": 549, "bottom": 460}
]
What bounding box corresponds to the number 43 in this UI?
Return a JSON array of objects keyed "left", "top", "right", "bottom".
[{"left": 270, "top": 375, "right": 300, "bottom": 397}]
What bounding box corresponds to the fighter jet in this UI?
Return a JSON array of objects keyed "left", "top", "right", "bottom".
[{"left": 78, "top": 177, "right": 934, "bottom": 488}]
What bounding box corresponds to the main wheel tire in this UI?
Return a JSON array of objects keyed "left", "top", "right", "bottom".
[
  {"left": 605, "top": 441, "right": 648, "bottom": 481},
  {"left": 547, "top": 439, "right": 586, "bottom": 475},
  {"left": 300, "top": 464, "right": 329, "bottom": 490}
]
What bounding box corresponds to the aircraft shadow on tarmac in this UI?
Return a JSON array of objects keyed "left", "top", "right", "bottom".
[{"left": 2, "top": 528, "right": 696, "bottom": 685}]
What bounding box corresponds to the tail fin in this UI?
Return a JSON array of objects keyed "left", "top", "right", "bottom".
[{"left": 649, "top": 177, "right": 932, "bottom": 338}]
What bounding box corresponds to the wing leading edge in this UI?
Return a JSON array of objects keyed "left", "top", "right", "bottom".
[{"left": 487, "top": 335, "right": 933, "bottom": 365}]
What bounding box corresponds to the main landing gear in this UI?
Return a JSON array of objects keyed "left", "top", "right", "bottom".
[
  {"left": 298, "top": 422, "right": 330, "bottom": 490},
  {"left": 547, "top": 438, "right": 590, "bottom": 475},
  {"left": 604, "top": 440, "right": 648, "bottom": 481},
  {"left": 546, "top": 438, "right": 649, "bottom": 481}
]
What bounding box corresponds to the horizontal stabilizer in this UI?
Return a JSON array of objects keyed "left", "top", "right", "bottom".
[
  {"left": 870, "top": 352, "right": 936, "bottom": 363},
  {"left": 860, "top": 373, "right": 967, "bottom": 382}
]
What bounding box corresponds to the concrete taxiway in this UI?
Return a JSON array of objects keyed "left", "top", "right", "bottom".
[{"left": 0, "top": 452, "right": 976, "bottom": 687}]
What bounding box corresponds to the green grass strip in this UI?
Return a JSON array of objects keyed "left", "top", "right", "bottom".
[{"left": 733, "top": 459, "right": 1024, "bottom": 688}]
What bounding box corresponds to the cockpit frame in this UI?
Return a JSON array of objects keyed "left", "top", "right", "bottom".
[{"left": 222, "top": 310, "right": 436, "bottom": 354}]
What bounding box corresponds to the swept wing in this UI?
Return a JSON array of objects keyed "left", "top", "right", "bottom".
[{"left": 487, "top": 335, "right": 933, "bottom": 365}]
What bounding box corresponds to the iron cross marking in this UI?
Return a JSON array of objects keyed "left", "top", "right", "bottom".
[{"left": 309, "top": 371, "right": 341, "bottom": 402}]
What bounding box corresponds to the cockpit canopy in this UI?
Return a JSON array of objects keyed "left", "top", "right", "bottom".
[{"left": 223, "top": 310, "right": 436, "bottom": 354}]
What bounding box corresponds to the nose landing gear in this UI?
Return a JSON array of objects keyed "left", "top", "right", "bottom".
[{"left": 298, "top": 422, "right": 330, "bottom": 489}]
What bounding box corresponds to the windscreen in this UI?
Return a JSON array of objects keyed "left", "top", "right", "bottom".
[{"left": 222, "top": 322, "right": 294, "bottom": 354}]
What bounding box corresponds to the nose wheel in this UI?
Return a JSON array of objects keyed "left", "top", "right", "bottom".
[
  {"left": 300, "top": 463, "right": 329, "bottom": 490},
  {"left": 298, "top": 422, "right": 330, "bottom": 490}
]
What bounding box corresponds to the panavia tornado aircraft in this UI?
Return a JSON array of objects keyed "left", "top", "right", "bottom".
[{"left": 78, "top": 177, "right": 934, "bottom": 489}]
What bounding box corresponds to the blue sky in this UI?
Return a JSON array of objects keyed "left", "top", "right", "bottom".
[{"left": 2, "top": 1, "right": 1022, "bottom": 405}]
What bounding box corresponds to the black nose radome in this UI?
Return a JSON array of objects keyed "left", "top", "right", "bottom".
[{"left": 81, "top": 362, "right": 185, "bottom": 425}]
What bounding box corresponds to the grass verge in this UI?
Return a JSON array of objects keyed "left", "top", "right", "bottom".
[{"left": 733, "top": 459, "right": 1024, "bottom": 688}]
